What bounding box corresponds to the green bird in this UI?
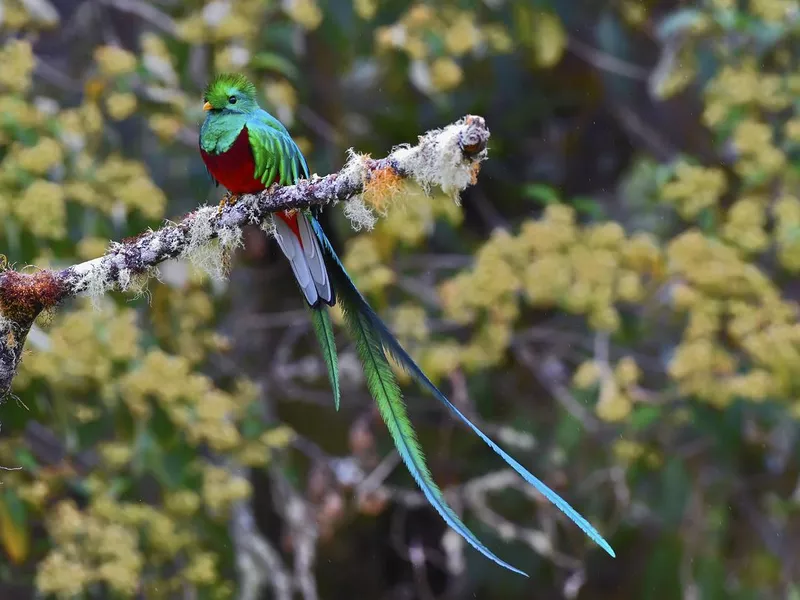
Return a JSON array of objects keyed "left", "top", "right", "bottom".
[{"left": 199, "top": 73, "right": 615, "bottom": 575}]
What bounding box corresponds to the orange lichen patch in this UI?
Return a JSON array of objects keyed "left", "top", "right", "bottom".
[
  {"left": 0, "top": 269, "right": 68, "bottom": 324},
  {"left": 469, "top": 162, "right": 481, "bottom": 185},
  {"left": 362, "top": 165, "right": 404, "bottom": 212}
]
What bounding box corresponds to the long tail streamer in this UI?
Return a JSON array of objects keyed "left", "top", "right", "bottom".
[{"left": 309, "top": 216, "right": 615, "bottom": 574}]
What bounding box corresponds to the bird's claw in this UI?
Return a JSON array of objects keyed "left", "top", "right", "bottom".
[{"left": 217, "top": 192, "right": 240, "bottom": 214}]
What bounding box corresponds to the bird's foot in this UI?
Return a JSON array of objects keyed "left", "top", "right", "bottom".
[{"left": 217, "top": 192, "right": 240, "bottom": 214}]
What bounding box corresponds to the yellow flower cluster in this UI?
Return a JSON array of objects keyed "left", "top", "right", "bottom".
[
  {"left": 376, "top": 188, "right": 463, "bottom": 250},
  {"left": 661, "top": 162, "right": 727, "bottom": 219},
  {"left": 2, "top": 0, "right": 59, "bottom": 29},
  {"left": 99, "top": 442, "right": 133, "bottom": 470},
  {"left": 342, "top": 236, "right": 395, "bottom": 295},
  {"left": 119, "top": 349, "right": 243, "bottom": 450},
  {"left": 14, "top": 137, "right": 64, "bottom": 175},
  {"left": 721, "top": 195, "right": 769, "bottom": 254},
  {"left": 92, "top": 497, "right": 192, "bottom": 558},
  {"left": 0, "top": 96, "right": 45, "bottom": 132},
  {"left": 0, "top": 39, "right": 35, "bottom": 93},
  {"left": 732, "top": 118, "right": 786, "bottom": 178},
  {"left": 16, "top": 480, "right": 49, "bottom": 511},
  {"left": 665, "top": 229, "right": 800, "bottom": 407},
  {"left": 620, "top": 0, "right": 648, "bottom": 25},
  {"left": 57, "top": 101, "right": 105, "bottom": 139},
  {"left": 612, "top": 439, "right": 662, "bottom": 468},
  {"left": 416, "top": 340, "right": 463, "bottom": 383},
  {"left": 37, "top": 501, "right": 143, "bottom": 598},
  {"left": 176, "top": 0, "right": 265, "bottom": 43},
  {"left": 773, "top": 195, "right": 800, "bottom": 271},
  {"left": 703, "top": 61, "right": 792, "bottom": 127},
  {"left": 35, "top": 492, "right": 237, "bottom": 599},
  {"left": 751, "top": 0, "right": 795, "bottom": 21},
  {"left": 573, "top": 356, "right": 642, "bottom": 421},
  {"left": 15, "top": 180, "right": 67, "bottom": 239},
  {"left": 95, "top": 46, "right": 138, "bottom": 77},
  {"left": 165, "top": 490, "right": 202, "bottom": 517},
  {"left": 236, "top": 425, "right": 295, "bottom": 467},
  {"left": 354, "top": 0, "right": 377, "bottom": 20},
  {"left": 105, "top": 92, "right": 138, "bottom": 121},
  {"left": 667, "top": 230, "right": 772, "bottom": 300},
  {"left": 0, "top": 41, "right": 167, "bottom": 244},
  {"left": 148, "top": 114, "right": 184, "bottom": 142},
  {"left": 437, "top": 206, "right": 662, "bottom": 372},
  {"left": 786, "top": 118, "right": 800, "bottom": 143},
  {"left": 375, "top": 5, "right": 511, "bottom": 92},
  {"left": 84, "top": 154, "right": 166, "bottom": 219},
  {"left": 202, "top": 465, "right": 252, "bottom": 516},
  {"left": 528, "top": 10, "right": 567, "bottom": 68},
  {"left": 151, "top": 282, "right": 218, "bottom": 363},
  {"left": 283, "top": 0, "right": 324, "bottom": 30},
  {"left": 391, "top": 304, "right": 429, "bottom": 343},
  {"left": 76, "top": 236, "right": 110, "bottom": 260},
  {"left": 18, "top": 300, "right": 141, "bottom": 394}
]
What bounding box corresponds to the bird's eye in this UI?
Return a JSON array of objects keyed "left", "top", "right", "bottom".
[{"left": 228, "top": 96, "right": 237, "bottom": 104}]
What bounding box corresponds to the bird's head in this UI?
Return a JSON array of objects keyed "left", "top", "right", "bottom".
[{"left": 202, "top": 73, "right": 258, "bottom": 115}]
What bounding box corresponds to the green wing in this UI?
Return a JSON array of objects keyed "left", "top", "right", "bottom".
[
  {"left": 246, "top": 110, "right": 310, "bottom": 187},
  {"left": 249, "top": 112, "right": 339, "bottom": 408},
  {"left": 309, "top": 305, "right": 340, "bottom": 411}
]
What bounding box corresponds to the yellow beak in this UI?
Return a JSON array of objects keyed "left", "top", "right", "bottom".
[{"left": 203, "top": 101, "right": 213, "bottom": 111}]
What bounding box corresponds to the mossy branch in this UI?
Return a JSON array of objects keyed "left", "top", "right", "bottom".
[{"left": 0, "top": 115, "right": 490, "bottom": 399}]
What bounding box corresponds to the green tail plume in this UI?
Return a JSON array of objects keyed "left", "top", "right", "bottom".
[
  {"left": 309, "top": 306, "right": 340, "bottom": 411},
  {"left": 331, "top": 253, "right": 528, "bottom": 577},
  {"left": 309, "top": 216, "right": 615, "bottom": 573}
]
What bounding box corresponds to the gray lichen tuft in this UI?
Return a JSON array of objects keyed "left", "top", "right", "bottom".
[
  {"left": 180, "top": 206, "right": 243, "bottom": 280},
  {"left": 392, "top": 115, "right": 488, "bottom": 201}
]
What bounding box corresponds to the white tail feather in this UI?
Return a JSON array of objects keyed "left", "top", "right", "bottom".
[
  {"left": 274, "top": 217, "right": 319, "bottom": 306},
  {"left": 297, "top": 213, "right": 333, "bottom": 304}
]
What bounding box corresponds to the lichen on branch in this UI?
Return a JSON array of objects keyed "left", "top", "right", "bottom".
[{"left": 0, "top": 115, "right": 490, "bottom": 399}]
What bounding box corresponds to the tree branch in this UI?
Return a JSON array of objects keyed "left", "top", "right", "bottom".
[{"left": 0, "top": 115, "right": 490, "bottom": 399}]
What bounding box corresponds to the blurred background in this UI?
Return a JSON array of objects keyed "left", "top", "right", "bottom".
[{"left": 0, "top": 0, "right": 799, "bottom": 598}]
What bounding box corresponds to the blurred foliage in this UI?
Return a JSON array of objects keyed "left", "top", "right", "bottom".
[{"left": 0, "top": 0, "right": 799, "bottom": 599}]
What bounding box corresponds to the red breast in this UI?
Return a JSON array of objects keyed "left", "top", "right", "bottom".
[
  {"left": 200, "top": 125, "right": 266, "bottom": 194},
  {"left": 200, "top": 125, "right": 303, "bottom": 244}
]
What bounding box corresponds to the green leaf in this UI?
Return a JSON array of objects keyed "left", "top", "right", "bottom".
[
  {"left": 0, "top": 490, "right": 28, "bottom": 564},
  {"left": 12, "top": 448, "right": 38, "bottom": 472},
  {"left": 240, "top": 413, "right": 264, "bottom": 441},
  {"left": 696, "top": 556, "right": 726, "bottom": 600},
  {"left": 160, "top": 443, "right": 196, "bottom": 489},
  {"left": 250, "top": 53, "right": 300, "bottom": 81},
  {"left": 629, "top": 405, "right": 662, "bottom": 431},
  {"left": 658, "top": 457, "right": 690, "bottom": 527},
  {"left": 642, "top": 536, "right": 681, "bottom": 600},
  {"left": 555, "top": 412, "right": 582, "bottom": 454},
  {"left": 522, "top": 183, "right": 560, "bottom": 205},
  {"left": 571, "top": 195, "right": 605, "bottom": 218}
]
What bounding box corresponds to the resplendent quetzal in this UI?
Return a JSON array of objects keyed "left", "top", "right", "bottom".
[{"left": 199, "top": 73, "right": 614, "bottom": 575}]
